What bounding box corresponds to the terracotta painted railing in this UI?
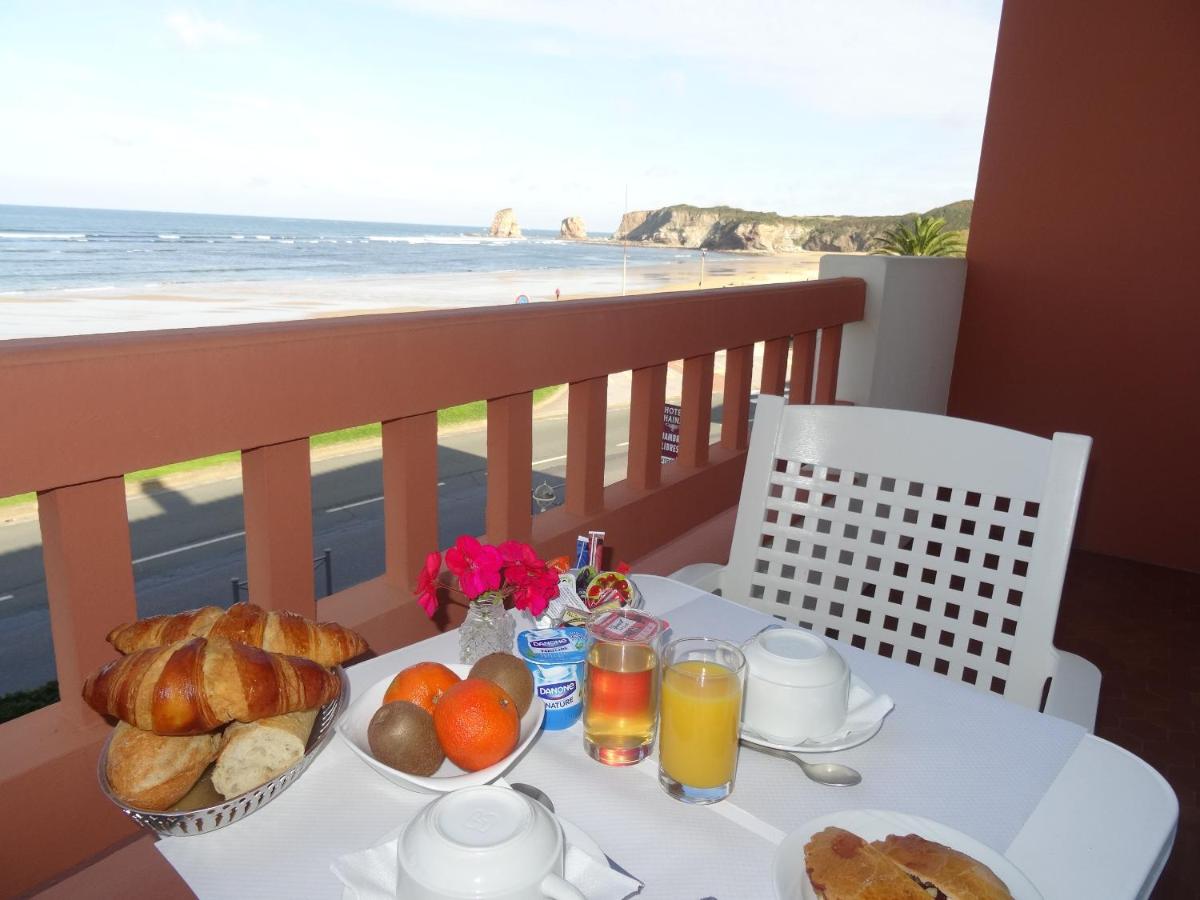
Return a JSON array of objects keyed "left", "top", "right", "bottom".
[{"left": 0, "top": 277, "right": 863, "bottom": 893}]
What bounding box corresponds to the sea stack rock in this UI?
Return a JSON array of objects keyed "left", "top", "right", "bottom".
[
  {"left": 560, "top": 216, "right": 587, "bottom": 240},
  {"left": 489, "top": 208, "right": 521, "bottom": 238}
]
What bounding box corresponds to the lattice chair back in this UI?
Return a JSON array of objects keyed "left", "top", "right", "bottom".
[{"left": 723, "top": 395, "right": 1091, "bottom": 712}]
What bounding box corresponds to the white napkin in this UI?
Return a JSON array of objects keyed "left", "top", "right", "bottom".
[
  {"left": 331, "top": 825, "right": 642, "bottom": 900},
  {"left": 822, "top": 683, "right": 894, "bottom": 742}
]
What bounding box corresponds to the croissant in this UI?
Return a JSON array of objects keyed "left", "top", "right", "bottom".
[
  {"left": 82, "top": 637, "right": 343, "bottom": 735},
  {"left": 106, "top": 602, "right": 367, "bottom": 667}
]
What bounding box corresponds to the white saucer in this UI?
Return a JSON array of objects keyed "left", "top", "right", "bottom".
[
  {"left": 774, "top": 809, "right": 1041, "bottom": 900},
  {"left": 740, "top": 675, "right": 886, "bottom": 753}
]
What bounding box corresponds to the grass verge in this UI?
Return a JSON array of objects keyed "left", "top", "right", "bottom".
[
  {"left": 0, "top": 385, "right": 564, "bottom": 508},
  {"left": 0, "top": 681, "right": 59, "bottom": 724}
]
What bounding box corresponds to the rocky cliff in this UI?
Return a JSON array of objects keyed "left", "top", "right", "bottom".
[
  {"left": 612, "top": 200, "right": 972, "bottom": 253},
  {"left": 560, "top": 216, "right": 587, "bottom": 240},
  {"left": 489, "top": 208, "right": 522, "bottom": 238}
]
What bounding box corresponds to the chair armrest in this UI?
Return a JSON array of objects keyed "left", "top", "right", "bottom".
[
  {"left": 666, "top": 563, "right": 726, "bottom": 594},
  {"left": 1045, "top": 650, "right": 1101, "bottom": 732}
]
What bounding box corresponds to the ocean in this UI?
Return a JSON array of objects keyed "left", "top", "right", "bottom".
[{"left": 0, "top": 205, "right": 699, "bottom": 294}]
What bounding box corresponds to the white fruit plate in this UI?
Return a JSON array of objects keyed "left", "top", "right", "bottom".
[{"left": 336, "top": 663, "right": 544, "bottom": 793}]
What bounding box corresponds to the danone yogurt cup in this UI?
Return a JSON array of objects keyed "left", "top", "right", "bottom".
[{"left": 517, "top": 627, "right": 587, "bottom": 730}]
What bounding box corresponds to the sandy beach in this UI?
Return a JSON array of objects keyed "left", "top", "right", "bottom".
[{"left": 0, "top": 251, "right": 828, "bottom": 341}]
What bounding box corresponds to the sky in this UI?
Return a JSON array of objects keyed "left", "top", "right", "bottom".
[{"left": 0, "top": 1, "right": 1003, "bottom": 231}]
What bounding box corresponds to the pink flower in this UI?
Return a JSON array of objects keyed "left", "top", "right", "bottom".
[
  {"left": 445, "top": 535, "right": 503, "bottom": 598},
  {"left": 511, "top": 567, "right": 559, "bottom": 617},
  {"left": 415, "top": 551, "right": 442, "bottom": 617},
  {"left": 498, "top": 541, "right": 558, "bottom": 617}
]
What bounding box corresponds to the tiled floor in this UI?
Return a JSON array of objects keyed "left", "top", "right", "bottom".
[{"left": 1053, "top": 550, "right": 1199, "bottom": 899}]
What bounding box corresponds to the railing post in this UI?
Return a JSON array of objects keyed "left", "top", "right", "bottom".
[
  {"left": 720, "top": 344, "right": 754, "bottom": 451},
  {"left": 627, "top": 363, "right": 667, "bottom": 490},
  {"left": 679, "top": 353, "right": 714, "bottom": 468},
  {"left": 382, "top": 412, "right": 439, "bottom": 593},
  {"left": 789, "top": 330, "right": 817, "bottom": 404},
  {"left": 38, "top": 477, "right": 137, "bottom": 719},
  {"left": 761, "top": 337, "right": 789, "bottom": 396},
  {"left": 566, "top": 377, "right": 607, "bottom": 516},
  {"left": 487, "top": 391, "right": 533, "bottom": 543},
  {"left": 814, "top": 324, "right": 844, "bottom": 404},
  {"left": 241, "top": 439, "right": 315, "bottom": 617}
]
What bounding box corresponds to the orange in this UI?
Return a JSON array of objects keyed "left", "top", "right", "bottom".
[
  {"left": 382, "top": 661, "right": 461, "bottom": 715},
  {"left": 432, "top": 678, "right": 520, "bottom": 772}
]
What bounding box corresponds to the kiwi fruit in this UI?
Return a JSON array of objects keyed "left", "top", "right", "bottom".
[
  {"left": 469, "top": 652, "right": 535, "bottom": 717},
  {"left": 367, "top": 701, "right": 445, "bottom": 776}
]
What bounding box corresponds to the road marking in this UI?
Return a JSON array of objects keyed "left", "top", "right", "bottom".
[
  {"left": 133, "top": 531, "right": 245, "bottom": 565},
  {"left": 324, "top": 481, "right": 446, "bottom": 514},
  {"left": 0, "top": 594, "right": 12, "bottom": 603},
  {"left": 325, "top": 496, "right": 382, "bottom": 513},
  {"left": 532, "top": 454, "right": 567, "bottom": 467},
  {"left": 617, "top": 441, "right": 629, "bottom": 447}
]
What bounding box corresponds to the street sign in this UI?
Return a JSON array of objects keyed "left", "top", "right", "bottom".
[{"left": 661, "top": 403, "right": 681, "bottom": 463}]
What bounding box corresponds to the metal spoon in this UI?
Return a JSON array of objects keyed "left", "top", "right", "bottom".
[
  {"left": 509, "top": 783, "right": 642, "bottom": 883},
  {"left": 738, "top": 738, "right": 863, "bottom": 786}
]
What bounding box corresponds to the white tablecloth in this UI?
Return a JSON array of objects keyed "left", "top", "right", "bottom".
[{"left": 157, "top": 575, "right": 1177, "bottom": 899}]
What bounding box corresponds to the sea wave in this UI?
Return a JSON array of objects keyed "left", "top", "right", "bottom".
[
  {"left": 158, "top": 234, "right": 181, "bottom": 240},
  {"left": 0, "top": 231, "right": 87, "bottom": 240},
  {"left": 367, "top": 235, "right": 497, "bottom": 245}
]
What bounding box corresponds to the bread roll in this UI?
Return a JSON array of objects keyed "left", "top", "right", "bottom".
[
  {"left": 874, "top": 833, "right": 1014, "bottom": 900},
  {"left": 804, "top": 827, "right": 929, "bottom": 899},
  {"left": 211, "top": 709, "right": 317, "bottom": 799},
  {"left": 105, "top": 721, "right": 221, "bottom": 811}
]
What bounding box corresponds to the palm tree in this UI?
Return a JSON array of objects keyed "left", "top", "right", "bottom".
[{"left": 871, "top": 215, "right": 965, "bottom": 257}]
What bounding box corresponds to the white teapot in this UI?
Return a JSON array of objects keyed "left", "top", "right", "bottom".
[{"left": 741, "top": 627, "right": 850, "bottom": 744}]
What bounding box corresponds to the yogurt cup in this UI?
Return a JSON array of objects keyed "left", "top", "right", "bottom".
[{"left": 517, "top": 628, "right": 587, "bottom": 730}]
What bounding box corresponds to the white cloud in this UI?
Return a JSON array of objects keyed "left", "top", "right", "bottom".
[
  {"left": 166, "top": 11, "right": 256, "bottom": 47},
  {"left": 389, "top": 0, "right": 1000, "bottom": 126}
]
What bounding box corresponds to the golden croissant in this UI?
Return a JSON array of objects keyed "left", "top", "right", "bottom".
[
  {"left": 106, "top": 602, "right": 367, "bottom": 667},
  {"left": 83, "top": 637, "right": 343, "bottom": 735}
]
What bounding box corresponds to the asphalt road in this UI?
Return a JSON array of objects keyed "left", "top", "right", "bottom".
[{"left": 0, "top": 400, "right": 726, "bottom": 695}]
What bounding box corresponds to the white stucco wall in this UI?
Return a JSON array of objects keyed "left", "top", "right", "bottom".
[{"left": 821, "top": 254, "right": 967, "bottom": 414}]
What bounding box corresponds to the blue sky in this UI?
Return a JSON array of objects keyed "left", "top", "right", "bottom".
[{"left": 0, "top": 1, "right": 1003, "bottom": 231}]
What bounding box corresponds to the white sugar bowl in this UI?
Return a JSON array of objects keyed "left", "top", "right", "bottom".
[
  {"left": 741, "top": 628, "right": 850, "bottom": 744},
  {"left": 396, "top": 785, "right": 585, "bottom": 900}
]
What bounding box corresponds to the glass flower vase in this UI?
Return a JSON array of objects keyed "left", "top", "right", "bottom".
[{"left": 459, "top": 593, "right": 516, "bottom": 665}]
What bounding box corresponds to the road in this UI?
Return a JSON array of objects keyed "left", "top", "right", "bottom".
[{"left": 0, "top": 399, "right": 727, "bottom": 695}]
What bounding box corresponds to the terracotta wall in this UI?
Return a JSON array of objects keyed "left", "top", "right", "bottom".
[{"left": 949, "top": 0, "right": 1200, "bottom": 572}]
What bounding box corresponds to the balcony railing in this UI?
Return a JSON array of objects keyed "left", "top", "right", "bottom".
[{"left": 0, "top": 277, "right": 864, "bottom": 893}]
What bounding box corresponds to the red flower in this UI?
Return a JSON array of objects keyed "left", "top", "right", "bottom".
[
  {"left": 498, "top": 540, "right": 559, "bottom": 617},
  {"left": 415, "top": 551, "right": 442, "bottom": 617},
  {"left": 512, "top": 566, "right": 559, "bottom": 617},
  {"left": 445, "top": 535, "right": 503, "bottom": 598}
]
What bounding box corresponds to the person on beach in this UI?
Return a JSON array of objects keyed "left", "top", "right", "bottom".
[{"left": 555, "top": 287, "right": 561, "bottom": 301}]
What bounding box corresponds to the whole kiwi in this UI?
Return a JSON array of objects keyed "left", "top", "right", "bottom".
[
  {"left": 468, "top": 652, "right": 535, "bottom": 717},
  {"left": 367, "top": 701, "right": 445, "bottom": 776}
]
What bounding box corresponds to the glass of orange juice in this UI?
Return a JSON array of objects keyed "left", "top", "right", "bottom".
[{"left": 658, "top": 637, "right": 747, "bottom": 804}]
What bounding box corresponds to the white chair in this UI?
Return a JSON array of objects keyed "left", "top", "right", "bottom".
[{"left": 673, "top": 395, "right": 1100, "bottom": 731}]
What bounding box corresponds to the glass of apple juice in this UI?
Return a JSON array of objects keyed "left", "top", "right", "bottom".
[{"left": 583, "top": 608, "right": 665, "bottom": 765}]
